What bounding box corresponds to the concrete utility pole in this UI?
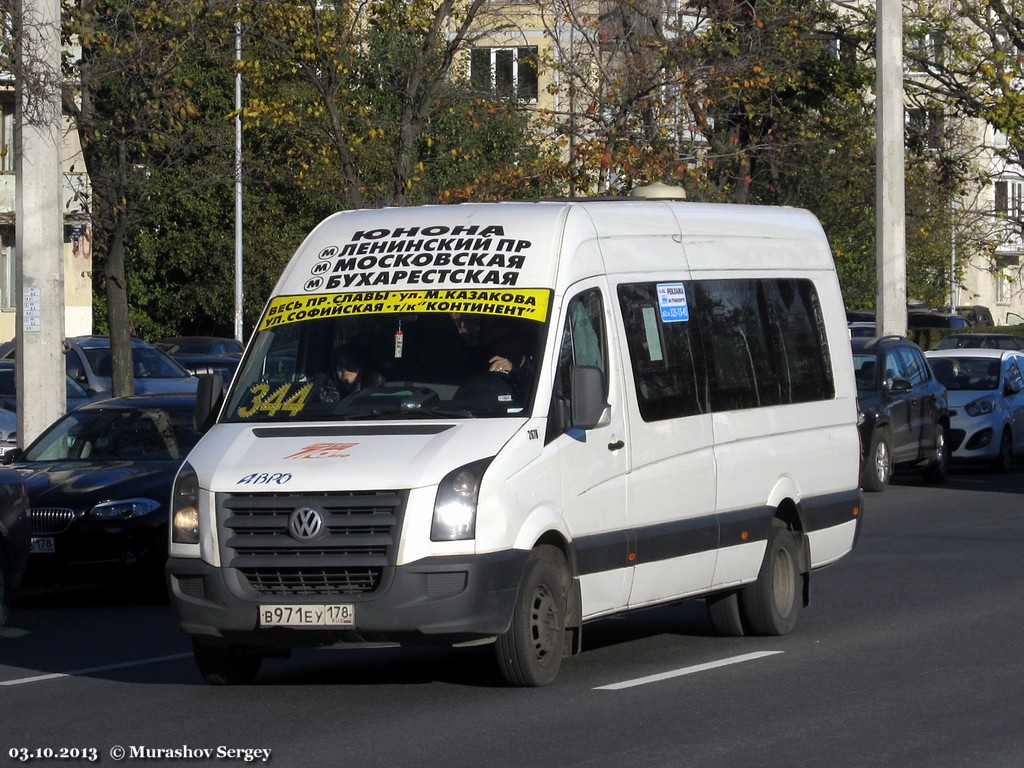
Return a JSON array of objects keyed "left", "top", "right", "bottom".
[
  {"left": 234, "top": 14, "right": 244, "bottom": 344},
  {"left": 15, "top": 0, "right": 67, "bottom": 447},
  {"left": 876, "top": 0, "right": 907, "bottom": 337}
]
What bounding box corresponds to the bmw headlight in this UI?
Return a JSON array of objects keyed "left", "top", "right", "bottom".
[
  {"left": 431, "top": 458, "right": 493, "bottom": 542},
  {"left": 90, "top": 498, "right": 160, "bottom": 520},
  {"left": 965, "top": 397, "right": 996, "bottom": 417},
  {"left": 171, "top": 462, "right": 200, "bottom": 545}
]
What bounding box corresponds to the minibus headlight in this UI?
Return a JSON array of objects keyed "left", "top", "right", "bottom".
[
  {"left": 171, "top": 462, "right": 201, "bottom": 545},
  {"left": 431, "top": 458, "right": 493, "bottom": 542}
]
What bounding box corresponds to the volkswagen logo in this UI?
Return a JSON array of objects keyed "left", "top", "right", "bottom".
[{"left": 288, "top": 506, "right": 324, "bottom": 541}]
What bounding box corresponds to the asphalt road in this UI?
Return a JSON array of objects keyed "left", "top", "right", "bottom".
[{"left": 2, "top": 465, "right": 1022, "bottom": 768}]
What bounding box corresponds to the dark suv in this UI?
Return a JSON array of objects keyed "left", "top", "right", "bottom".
[{"left": 851, "top": 336, "right": 951, "bottom": 491}]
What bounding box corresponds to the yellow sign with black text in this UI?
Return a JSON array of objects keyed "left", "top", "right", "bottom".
[{"left": 257, "top": 289, "right": 551, "bottom": 332}]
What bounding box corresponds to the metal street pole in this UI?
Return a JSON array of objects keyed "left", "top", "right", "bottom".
[
  {"left": 876, "top": 0, "right": 907, "bottom": 337},
  {"left": 14, "top": 0, "right": 66, "bottom": 447},
  {"left": 234, "top": 13, "right": 244, "bottom": 344}
]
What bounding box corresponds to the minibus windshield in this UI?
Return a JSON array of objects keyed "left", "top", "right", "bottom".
[{"left": 223, "top": 289, "right": 551, "bottom": 422}]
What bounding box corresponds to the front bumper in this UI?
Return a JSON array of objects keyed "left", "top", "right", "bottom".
[
  {"left": 166, "top": 550, "right": 528, "bottom": 649},
  {"left": 948, "top": 416, "right": 1003, "bottom": 461},
  {"left": 28, "top": 519, "right": 166, "bottom": 578}
]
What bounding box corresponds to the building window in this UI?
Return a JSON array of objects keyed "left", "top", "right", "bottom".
[
  {"left": 995, "top": 179, "right": 1024, "bottom": 216},
  {"left": 470, "top": 46, "right": 538, "bottom": 102},
  {"left": 907, "top": 31, "right": 944, "bottom": 72},
  {"left": 996, "top": 270, "right": 1011, "bottom": 305},
  {"left": 995, "top": 178, "right": 1024, "bottom": 237},
  {"left": 0, "top": 227, "right": 14, "bottom": 311},
  {"left": 0, "top": 97, "right": 13, "bottom": 172},
  {"left": 906, "top": 107, "right": 943, "bottom": 151}
]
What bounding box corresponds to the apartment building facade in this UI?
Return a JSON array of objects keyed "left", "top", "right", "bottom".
[
  {"left": 0, "top": 83, "right": 93, "bottom": 345},
  {"left": 466, "top": 1, "right": 1024, "bottom": 327}
]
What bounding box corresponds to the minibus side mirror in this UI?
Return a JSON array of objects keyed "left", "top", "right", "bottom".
[
  {"left": 570, "top": 366, "right": 610, "bottom": 430},
  {"left": 195, "top": 372, "right": 225, "bottom": 434}
]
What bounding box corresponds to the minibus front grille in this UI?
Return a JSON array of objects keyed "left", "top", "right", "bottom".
[
  {"left": 239, "top": 566, "right": 381, "bottom": 596},
  {"left": 217, "top": 490, "right": 406, "bottom": 597}
]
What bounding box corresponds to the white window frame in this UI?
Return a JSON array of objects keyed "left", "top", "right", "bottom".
[
  {"left": 470, "top": 46, "right": 538, "bottom": 103},
  {"left": 0, "top": 229, "right": 15, "bottom": 311}
]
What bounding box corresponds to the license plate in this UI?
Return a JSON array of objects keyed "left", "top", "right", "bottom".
[
  {"left": 30, "top": 537, "right": 55, "bottom": 554},
  {"left": 259, "top": 604, "right": 355, "bottom": 627}
]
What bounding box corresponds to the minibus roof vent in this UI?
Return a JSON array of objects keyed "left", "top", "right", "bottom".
[{"left": 628, "top": 183, "right": 687, "bottom": 200}]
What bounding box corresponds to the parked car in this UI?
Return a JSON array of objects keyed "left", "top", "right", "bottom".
[
  {"left": 154, "top": 336, "right": 243, "bottom": 357},
  {"left": 924, "top": 348, "right": 1024, "bottom": 471},
  {"left": 848, "top": 321, "right": 876, "bottom": 338},
  {"left": 163, "top": 353, "right": 241, "bottom": 382},
  {"left": 938, "top": 305, "right": 995, "bottom": 327},
  {"left": 2, "top": 336, "right": 199, "bottom": 396},
  {"left": 0, "top": 407, "right": 16, "bottom": 461},
  {"left": 0, "top": 468, "right": 29, "bottom": 625},
  {"left": 931, "top": 333, "right": 1024, "bottom": 351},
  {"left": 846, "top": 309, "right": 875, "bottom": 323},
  {"left": 0, "top": 359, "right": 99, "bottom": 413},
  {"left": 852, "top": 336, "right": 950, "bottom": 491},
  {"left": 907, "top": 311, "right": 970, "bottom": 330},
  {"left": 5, "top": 395, "right": 203, "bottom": 592}
]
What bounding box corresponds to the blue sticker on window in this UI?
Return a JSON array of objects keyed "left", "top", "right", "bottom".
[{"left": 657, "top": 283, "right": 689, "bottom": 323}]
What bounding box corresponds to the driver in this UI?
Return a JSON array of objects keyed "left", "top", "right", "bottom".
[{"left": 314, "top": 347, "right": 384, "bottom": 403}]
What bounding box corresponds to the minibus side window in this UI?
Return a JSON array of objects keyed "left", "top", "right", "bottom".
[
  {"left": 695, "top": 280, "right": 773, "bottom": 410},
  {"left": 546, "top": 289, "right": 607, "bottom": 442},
  {"left": 618, "top": 279, "right": 834, "bottom": 418},
  {"left": 694, "top": 278, "right": 834, "bottom": 410},
  {"left": 617, "top": 283, "right": 707, "bottom": 421},
  {"left": 769, "top": 279, "right": 835, "bottom": 402}
]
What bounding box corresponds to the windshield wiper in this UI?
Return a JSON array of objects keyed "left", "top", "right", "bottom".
[{"left": 340, "top": 405, "right": 477, "bottom": 420}]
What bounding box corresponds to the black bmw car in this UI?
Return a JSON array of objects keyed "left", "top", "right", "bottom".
[{"left": 5, "top": 395, "right": 201, "bottom": 592}]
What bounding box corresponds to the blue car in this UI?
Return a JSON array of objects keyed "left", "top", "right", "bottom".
[{"left": 0, "top": 359, "right": 100, "bottom": 414}]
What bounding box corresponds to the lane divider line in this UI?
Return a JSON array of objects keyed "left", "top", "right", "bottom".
[
  {"left": 595, "top": 650, "right": 784, "bottom": 690},
  {"left": 1, "top": 652, "right": 193, "bottom": 687}
]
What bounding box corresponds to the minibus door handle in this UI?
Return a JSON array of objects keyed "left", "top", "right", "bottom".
[{"left": 608, "top": 439, "right": 625, "bottom": 451}]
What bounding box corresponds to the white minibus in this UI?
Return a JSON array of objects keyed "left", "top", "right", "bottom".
[{"left": 167, "top": 189, "right": 862, "bottom": 686}]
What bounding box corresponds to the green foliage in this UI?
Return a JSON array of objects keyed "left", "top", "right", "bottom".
[{"left": 56, "top": 0, "right": 1011, "bottom": 340}]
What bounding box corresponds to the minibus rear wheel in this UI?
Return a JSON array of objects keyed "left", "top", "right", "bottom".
[
  {"left": 495, "top": 545, "right": 568, "bottom": 687},
  {"left": 741, "top": 523, "right": 801, "bottom": 636},
  {"left": 706, "top": 590, "right": 745, "bottom": 636},
  {"left": 192, "top": 638, "right": 262, "bottom": 685}
]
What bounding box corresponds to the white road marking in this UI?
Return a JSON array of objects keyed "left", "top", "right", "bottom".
[
  {"left": 1, "top": 652, "right": 192, "bottom": 687},
  {"left": 595, "top": 651, "right": 784, "bottom": 690}
]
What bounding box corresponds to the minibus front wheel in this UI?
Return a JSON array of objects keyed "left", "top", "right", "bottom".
[
  {"left": 495, "top": 545, "right": 569, "bottom": 687},
  {"left": 741, "top": 523, "right": 801, "bottom": 636}
]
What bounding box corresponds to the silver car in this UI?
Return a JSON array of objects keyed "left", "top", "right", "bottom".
[
  {"left": 924, "top": 348, "right": 1024, "bottom": 471},
  {"left": 2, "top": 336, "right": 199, "bottom": 396}
]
